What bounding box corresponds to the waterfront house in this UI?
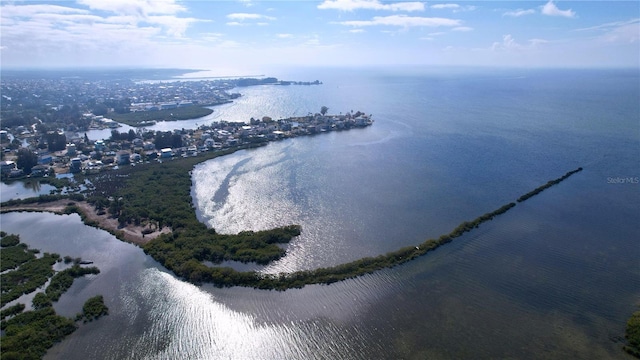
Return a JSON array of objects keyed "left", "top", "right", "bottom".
[
  {"left": 30, "top": 164, "right": 48, "bottom": 177},
  {"left": 160, "top": 148, "right": 173, "bottom": 158},
  {"left": 145, "top": 150, "right": 158, "bottom": 161},
  {"left": 38, "top": 154, "right": 53, "bottom": 165},
  {"left": 0, "top": 160, "right": 16, "bottom": 175},
  {"left": 66, "top": 143, "right": 77, "bottom": 156},
  {"left": 70, "top": 158, "right": 82, "bottom": 173},
  {"left": 95, "top": 140, "right": 106, "bottom": 151}
]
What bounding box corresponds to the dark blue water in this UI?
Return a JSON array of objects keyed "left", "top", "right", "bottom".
[{"left": 1, "top": 67, "right": 638, "bottom": 359}]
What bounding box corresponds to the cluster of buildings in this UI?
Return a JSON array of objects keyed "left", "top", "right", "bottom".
[
  {"left": 0, "top": 75, "right": 243, "bottom": 132},
  {"left": 1, "top": 112, "right": 373, "bottom": 178}
]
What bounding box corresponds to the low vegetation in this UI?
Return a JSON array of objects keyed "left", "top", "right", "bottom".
[
  {"left": 626, "top": 311, "right": 640, "bottom": 358},
  {"left": 76, "top": 295, "right": 109, "bottom": 322},
  {"left": 0, "top": 304, "right": 25, "bottom": 321},
  {"left": 1, "top": 251, "right": 58, "bottom": 307},
  {"left": 0, "top": 233, "right": 109, "bottom": 359},
  {"left": 0, "top": 307, "right": 77, "bottom": 360},
  {"left": 46, "top": 265, "right": 100, "bottom": 302},
  {"left": 517, "top": 167, "right": 583, "bottom": 202}
]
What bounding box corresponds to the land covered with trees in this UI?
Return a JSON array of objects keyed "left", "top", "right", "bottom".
[
  {"left": 106, "top": 106, "right": 215, "bottom": 127},
  {"left": 0, "top": 232, "right": 108, "bottom": 359}
]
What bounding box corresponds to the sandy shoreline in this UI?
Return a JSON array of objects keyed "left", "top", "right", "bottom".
[{"left": 1, "top": 200, "right": 170, "bottom": 246}]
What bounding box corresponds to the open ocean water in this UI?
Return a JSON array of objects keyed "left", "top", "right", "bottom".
[{"left": 1, "top": 67, "right": 638, "bottom": 359}]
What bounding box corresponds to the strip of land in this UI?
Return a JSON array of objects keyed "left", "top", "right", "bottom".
[{"left": 1, "top": 199, "right": 167, "bottom": 245}]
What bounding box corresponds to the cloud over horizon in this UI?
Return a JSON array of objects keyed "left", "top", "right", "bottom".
[
  {"left": 0, "top": 1, "right": 636, "bottom": 69},
  {"left": 541, "top": 1, "right": 576, "bottom": 18}
]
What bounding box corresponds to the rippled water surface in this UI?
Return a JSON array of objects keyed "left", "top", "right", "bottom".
[{"left": 1, "top": 68, "right": 638, "bottom": 359}]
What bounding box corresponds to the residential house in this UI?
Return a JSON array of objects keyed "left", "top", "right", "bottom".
[{"left": 0, "top": 160, "right": 16, "bottom": 175}]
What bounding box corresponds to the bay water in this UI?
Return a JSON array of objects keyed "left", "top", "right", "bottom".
[{"left": 1, "top": 67, "right": 638, "bottom": 359}]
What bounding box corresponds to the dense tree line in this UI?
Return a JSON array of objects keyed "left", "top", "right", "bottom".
[
  {"left": 154, "top": 131, "right": 183, "bottom": 150},
  {"left": 45, "top": 131, "right": 67, "bottom": 152},
  {"left": 109, "top": 129, "right": 138, "bottom": 142},
  {"left": 16, "top": 148, "right": 38, "bottom": 174}
]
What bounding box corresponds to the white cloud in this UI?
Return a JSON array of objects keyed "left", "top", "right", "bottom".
[
  {"left": 431, "top": 4, "right": 459, "bottom": 10},
  {"left": 491, "top": 34, "right": 520, "bottom": 51},
  {"left": 226, "top": 21, "right": 243, "bottom": 26},
  {"left": 237, "top": 0, "right": 254, "bottom": 7},
  {"left": 596, "top": 22, "right": 640, "bottom": 43},
  {"left": 200, "top": 32, "right": 224, "bottom": 42},
  {"left": 349, "top": 29, "right": 365, "bottom": 33},
  {"left": 1, "top": 4, "right": 89, "bottom": 17},
  {"left": 77, "top": 0, "right": 186, "bottom": 17},
  {"left": 430, "top": 3, "right": 476, "bottom": 12},
  {"left": 574, "top": 18, "right": 639, "bottom": 33},
  {"left": 338, "top": 15, "right": 461, "bottom": 28},
  {"left": 0, "top": 0, "right": 206, "bottom": 67},
  {"left": 541, "top": 1, "right": 575, "bottom": 18},
  {"left": 452, "top": 26, "right": 473, "bottom": 32},
  {"left": 491, "top": 34, "right": 548, "bottom": 51},
  {"left": 277, "top": 33, "right": 294, "bottom": 38},
  {"left": 146, "top": 15, "right": 200, "bottom": 37},
  {"left": 318, "top": 0, "right": 425, "bottom": 12},
  {"left": 227, "top": 13, "right": 276, "bottom": 21},
  {"left": 503, "top": 9, "right": 536, "bottom": 17}
]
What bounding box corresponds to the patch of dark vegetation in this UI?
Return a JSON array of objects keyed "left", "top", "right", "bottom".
[
  {"left": 0, "top": 304, "right": 25, "bottom": 321},
  {"left": 106, "top": 105, "right": 215, "bottom": 126},
  {"left": 46, "top": 265, "right": 100, "bottom": 302},
  {"left": 0, "top": 193, "right": 84, "bottom": 210},
  {"left": 76, "top": 295, "right": 109, "bottom": 323},
  {"left": 625, "top": 311, "right": 640, "bottom": 358},
  {"left": 0, "top": 234, "right": 108, "bottom": 359},
  {"left": 517, "top": 167, "right": 583, "bottom": 202},
  {"left": 0, "top": 307, "right": 77, "bottom": 360}
]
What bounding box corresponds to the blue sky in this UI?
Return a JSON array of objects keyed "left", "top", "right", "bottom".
[{"left": 1, "top": 0, "right": 638, "bottom": 73}]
